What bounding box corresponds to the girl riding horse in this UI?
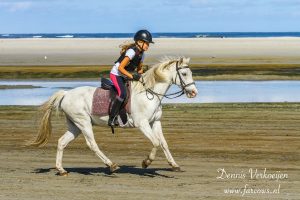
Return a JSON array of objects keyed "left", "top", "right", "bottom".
[{"left": 108, "top": 30, "right": 154, "bottom": 126}]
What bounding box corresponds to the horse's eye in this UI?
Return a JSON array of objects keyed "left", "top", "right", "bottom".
[{"left": 182, "top": 73, "right": 187, "bottom": 76}]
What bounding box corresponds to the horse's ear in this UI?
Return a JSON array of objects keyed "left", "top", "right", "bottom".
[
  {"left": 182, "top": 58, "right": 191, "bottom": 65},
  {"left": 187, "top": 57, "right": 191, "bottom": 63},
  {"left": 179, "top": 57, "right": 184, "bottom": 65}
]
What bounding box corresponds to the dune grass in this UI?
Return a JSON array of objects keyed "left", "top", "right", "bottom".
[
  {"left": 190, "top": 63, "right": 300, "bottom": 80},
  {"left": 0, "top": 85, "right": 43, "bottom": 89},
  {"left": 1, "top": 64, "right": 300, "bottom": 80},
  {"left": 0, "top": 65, "right": 111, "bottom": 80}
]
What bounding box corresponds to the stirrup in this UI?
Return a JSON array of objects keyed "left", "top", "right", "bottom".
[
  {"left": 108, "top": 116, "right": 119, "bottom": 127},
  {"left": 108, "top": 116, "right": 119, "bottom": 134},
  {"left": 110, "top": 125, "right": 115, "bottom": 134}
]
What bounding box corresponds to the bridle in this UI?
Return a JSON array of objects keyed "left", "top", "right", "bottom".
[{"left": 140, "top": 61, "right": 196, "bottom": 100}]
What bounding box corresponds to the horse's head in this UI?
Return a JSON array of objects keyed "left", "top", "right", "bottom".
[
  {"left": 138, "top": 57, "right": 198, "bottom": 99},
  {"left": 168, "top": 57, "right": 198, "bottom": 98}
]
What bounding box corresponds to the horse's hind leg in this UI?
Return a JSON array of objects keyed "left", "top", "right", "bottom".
[
  {"left": 75, "top": 121, "right": 119, "bottom": 173},
  {"left": 56, "top": 117, "right": 81, "bottom": 175}
]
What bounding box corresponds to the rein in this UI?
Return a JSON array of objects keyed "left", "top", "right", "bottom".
[{"left": 139, "top": 61, "right": 195, "bottom": 100}]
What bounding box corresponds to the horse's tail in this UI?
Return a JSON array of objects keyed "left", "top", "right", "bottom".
[{"left": 30, "top": 90, "right": 67, "bottom": 147}]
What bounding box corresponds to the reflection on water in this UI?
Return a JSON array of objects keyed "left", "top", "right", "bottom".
[{"left": 0, "top": 80, "right": 300, "bottom": 105}]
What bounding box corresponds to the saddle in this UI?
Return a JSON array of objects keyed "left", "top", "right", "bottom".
[{"left": 91, "top": 78, "right": 131, "bottom": 126}]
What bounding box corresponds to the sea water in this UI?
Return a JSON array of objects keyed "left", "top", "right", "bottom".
[
  {"left": 1, "top": 80, "right": 300, "bottom": 105},
  {"left": 1, "top": 32, "right": 300, "bottom": 39}
]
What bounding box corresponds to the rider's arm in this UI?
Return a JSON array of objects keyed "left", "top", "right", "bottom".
[
  {"left": 137, "top": 53, "right": 145, "bottom": 74},
  {"left": 118, "top": 57, "right": 134, "bottom": 79},
  {"left": 137, "top": 62, "right": 143, "bottom": 74}
]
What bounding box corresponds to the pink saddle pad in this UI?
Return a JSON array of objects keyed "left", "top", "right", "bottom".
[
  {"left": 91, "top": 88, "right": 111, "bottom": 116},
  {"left": 91, "top": 87, "right": 131, "bottom": 117}
]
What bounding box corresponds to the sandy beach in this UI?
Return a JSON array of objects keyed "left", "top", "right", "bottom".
[
  {"left": 1, "top": 1, "right": 299, "bottom": 200},
  {"left": 0, "top": 103, "right": 299, "bottom": 200},
  {"left": 0, "top": 38, "right": 299, "bottom": 199},
  {"left": 1, "top": 38, "right": 300, "bottom": 66}
]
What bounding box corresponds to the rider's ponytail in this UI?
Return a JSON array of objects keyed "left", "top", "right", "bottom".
[{"left": 119, "top": 41, "right": 135, "bottom": 55}]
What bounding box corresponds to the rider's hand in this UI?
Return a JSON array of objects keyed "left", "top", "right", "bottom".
[{"left": 132, "top": 73, "right": 141, "bottom": 81}]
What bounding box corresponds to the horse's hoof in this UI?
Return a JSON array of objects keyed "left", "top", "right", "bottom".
[
  {"left": 142, "top": 159, "right": 152, "bottom": 169},
  {"left": 59, "top": 171, "right": 68, "bottom": 176},
  {"left": 172, "top": 166, "right": 183, "bottom": 172},
  {"left": 142, "top": 160, "right": 148, "bottom": 168},
  {"left": 56, "top": 167, "right": 68, "bottom": 176},
  {"left": 110, "top": 163, "right": 120, "bottom": 173}
]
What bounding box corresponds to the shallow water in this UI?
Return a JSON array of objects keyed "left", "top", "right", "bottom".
[{"left": 0, "top": 80, "right": 300, "bottom": 105}]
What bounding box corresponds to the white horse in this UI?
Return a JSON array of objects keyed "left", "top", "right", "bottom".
[{"left": 30, "top": 57, "right": 198, "bottom": 175}]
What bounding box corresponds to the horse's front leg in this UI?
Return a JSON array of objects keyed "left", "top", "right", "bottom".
[
  {"left": 142, "top": 146, "right": 157, "bottom": 169},
  {"left": 137, "top": 119, "right": 160, "bottom": 169},
  {"left": 152, "top": 120, "right": 181, "bottom": 172}
]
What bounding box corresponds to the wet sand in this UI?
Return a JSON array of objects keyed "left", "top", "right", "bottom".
[{"left": 0, "top": 104, "right": 299, "bottom": 199}]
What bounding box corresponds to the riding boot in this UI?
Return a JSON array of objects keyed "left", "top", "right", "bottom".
[{"left": 108, "top": 97, "right": 123, "bottom": 126}]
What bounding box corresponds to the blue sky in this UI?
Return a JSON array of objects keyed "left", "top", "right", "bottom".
[{"left": 0, "top": 0, "right": 300, "bottom": 33}]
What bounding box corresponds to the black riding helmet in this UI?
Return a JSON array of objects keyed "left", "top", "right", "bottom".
[{"left": 134, "top": 30, "right": 154, "bottom": 44}]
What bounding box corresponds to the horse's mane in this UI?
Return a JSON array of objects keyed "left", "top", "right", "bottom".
[{"left": 132, "top": 56, "right": 186, "bottom": 92}]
